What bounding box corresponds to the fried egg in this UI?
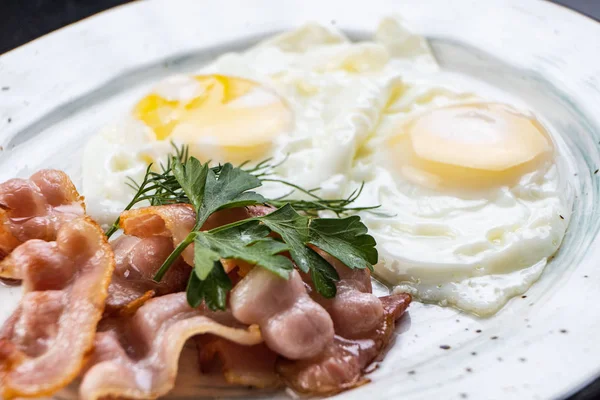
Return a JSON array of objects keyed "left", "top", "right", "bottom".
[
  {"left": 342, "top": 77, "right": 572, "bottom": 316},
  {"left": 82, "top": 18, "right": 432, "bottom": 225}
]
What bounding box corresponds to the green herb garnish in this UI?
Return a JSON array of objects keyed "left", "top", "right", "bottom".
[
  {"left": 258, "top": 204, "right": 377, "bottom": 297},
  {"left": 108, "top": 145, "right": 380, "bottom": 310},
  {"left": 186, "top": 262, "right": 231, "bottom": 310},
  {"left": 105, "top": 144, "right": 378, "bottom": 239}
]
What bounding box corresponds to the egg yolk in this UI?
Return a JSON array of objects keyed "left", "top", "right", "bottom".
[
  {"left": 134, "top": 75, "right": 292, "bottom": 164},
  {"left": 388, "top": 103, "right": 554, "bottom": 189}
]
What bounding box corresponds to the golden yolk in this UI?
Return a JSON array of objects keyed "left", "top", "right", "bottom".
[
  {"left": 134, "top": 75, "right": 292, "bottom": 164},
  {"left": 388, "top": 103, "right": 554, "bottom": 189}
]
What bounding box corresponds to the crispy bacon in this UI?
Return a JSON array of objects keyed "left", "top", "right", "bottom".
[
  {"left": 196, "top": 337, "right": 281, "bottom": 389},
  {"left": 0, "top": 217, "right": 114, "bottom": 399},
  {"left": 283, "top": 248, "right": 412, "bottom": 394},
  {"left": 0, "top": 170, "right": 84, "bottom": 266},
  {"left": 306, "top": 248, "right": 384, "bottom": 339},
  {"left": 80, "top": 293, "right": 262, "bottom": 400},
  {"left": 277, "top": 293, "right": 411, "bottom": 395},
  {"left": 230, "top": 267, "right": 335, "bottom": 360},
  {"left": 104, "top": 235, "right": 190, "bottom": 315},
  {"left": 120, "top": 204, "right": 196, "bottom": 265}
]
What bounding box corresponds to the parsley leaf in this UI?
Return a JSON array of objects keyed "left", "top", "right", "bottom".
[
  {"left": 258, "top": 205, "right": 337, "bottom": 274},
  {"left": 172, "top": 156, "right": 208, "bottom": 214},
  {"left": 257, "top": 205, "right": 310, "bottom": 271},
  {"left": 186, "top": 262, "right": 232, "bottom": 310},
  {"left": 192, "top": 236, "right": 221, "bottom": 280},
  {"left": 194, "top": 221, "right": 293, "bottom": 280},
  {"left": 258, "top": 204, "right": 379, "bottom": 298},
  {"left": 310, "top": 264, "right": 338, "bottom": 298},
  {"left": 197, "top": 163, "right": 266, "bottom": 226},
  {"left": 308, "top": 216, "right": 378, "bottom": 271},
  {"left": 172, "top": 158, "right": 266, "bottom": 227}
]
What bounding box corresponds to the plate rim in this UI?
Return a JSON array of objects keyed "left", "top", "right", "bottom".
[{"left": 1, "top": 1, "right": 600, "bottom": 399}]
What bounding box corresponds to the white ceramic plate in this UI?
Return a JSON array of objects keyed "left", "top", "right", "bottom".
[{"left": 1, "top": 0, "right": 600, "bottom": 399}]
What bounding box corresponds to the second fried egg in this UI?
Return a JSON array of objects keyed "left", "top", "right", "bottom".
[{"left": 344, "top": 78, "right": 572, "bottom": 316}]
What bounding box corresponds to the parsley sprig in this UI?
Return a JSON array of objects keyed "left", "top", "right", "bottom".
[{"left": 144, "top": 155, "right": 378, "bottom": 310}]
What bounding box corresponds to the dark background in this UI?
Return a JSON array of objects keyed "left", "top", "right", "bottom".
[
  {"left": 1, "top": 0, "right": 599, "bottom": 54},
  {"left": 0, "top": 0, "right": 599, "bottom": 399}
]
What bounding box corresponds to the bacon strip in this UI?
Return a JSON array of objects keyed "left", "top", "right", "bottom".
[
  {"left": 108, "top": 204, "right": 197, "bottom": 313},
  {"left": 80, "top": 293, "right": 262, "bottom": 400},
  {"left": 230, "top": 267, "right": 334, "bottom": 360},
  {"left": 0, "top": 217, "right": 114, "bottom": 399},
  {"left": 0, "top": 170, "right": 84, "bottom": 266},
  {"left": 306, "top": 248, "right": 384, "bottom": 339},
  {"left": 277, "top": 293, "right": 411, "bottom": 395},
  {"left": 196, "top": 337, "right": 281, "bottom": 389},
  {"left": 120, "top": 204, "right": 196, "bottom": 265},
  {"left": 286, "top": 247, "right": 412, "bottom": 394},
  {"left": 104, "top": 235, "right": 190, "bottom": 315}
]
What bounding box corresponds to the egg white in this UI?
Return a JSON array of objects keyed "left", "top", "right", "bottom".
[{"left": 338, "top": 75, "right": 573, "bottom": 316}]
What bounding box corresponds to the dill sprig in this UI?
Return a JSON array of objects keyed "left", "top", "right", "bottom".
[{"left": 265, "top": 180, "right": 376, "bottom": 217}]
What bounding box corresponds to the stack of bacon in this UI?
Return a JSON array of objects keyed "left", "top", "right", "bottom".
[{"left": 0, "top": 170, "right": 411, "bottom": 399}]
